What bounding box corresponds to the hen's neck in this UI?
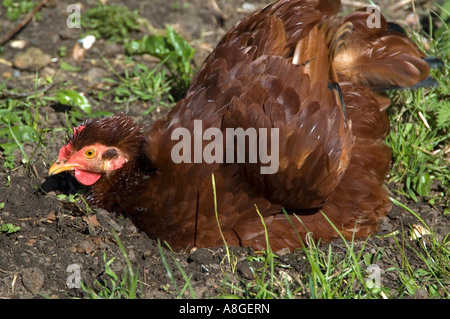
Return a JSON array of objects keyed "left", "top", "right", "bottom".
[{"left": 86, "top": 146, "right": 155, "bottom": 212}]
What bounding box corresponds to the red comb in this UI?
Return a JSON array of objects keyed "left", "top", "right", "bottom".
[{"left": 58, "top": 125, "right": 85, "bottom": 159}]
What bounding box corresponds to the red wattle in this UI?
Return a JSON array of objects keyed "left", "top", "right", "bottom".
[{"left": 74, "top": 170, "right": 101, "bottom": 186}]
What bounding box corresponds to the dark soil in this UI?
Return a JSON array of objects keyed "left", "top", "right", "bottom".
[{"left": 0, "top": 0, "right": 448, "bottom": 300}]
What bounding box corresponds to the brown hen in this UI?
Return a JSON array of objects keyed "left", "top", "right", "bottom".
[{"left": 49, "top": 0, "right": 436, "bottom": 252}]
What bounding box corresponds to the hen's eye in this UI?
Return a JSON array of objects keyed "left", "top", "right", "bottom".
[{"left": 84, "top": 149, "right": 96, "bottom": 158}]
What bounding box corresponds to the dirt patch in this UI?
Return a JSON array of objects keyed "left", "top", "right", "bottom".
[{"left": 0, "top": 0, "right": 448, "bottom": 299}]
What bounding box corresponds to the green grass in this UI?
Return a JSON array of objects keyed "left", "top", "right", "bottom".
[
  {"left": 0, "top": 75, "right": 51, "bottom": 169},
  {"left": 125, "top": 25, "right": 196, "bottom": 95},
  {"left": 80, "top": 231, "right": 141, "bottom": 299},
  {"left": 81, "top": 2, "right": 196, "bottom": 94},
  {"left": 2, "top": 0, "right": 38, "bottom": 21},
  {"left": 385, "top": 14, "right": 450, "bottom": 206},
  {"left": 153, "top": 201, "right": 448, "bottom": 299},
  {"left": 0, "top": 222, "right": 20, "bottom": 234},
  {"left": 56, "top": 188, "right": 94, "bottom": 215},
  {"left": 158, "top": 239, "right": 197, "bottom": 298},
  {"left": 100, "top": 57, "right": 174, "bottom": 114},
  {"left": 81, "top": 2, "right": 142, "bottom": 43}
]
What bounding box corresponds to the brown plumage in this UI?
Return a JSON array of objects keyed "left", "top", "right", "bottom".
[{"left": 49, "top": 0, "right": 436, "bottom": 252}]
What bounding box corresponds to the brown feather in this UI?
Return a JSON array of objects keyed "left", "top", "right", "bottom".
[{"left": 334, "top": 9, "right": 430, "bottom": 89}]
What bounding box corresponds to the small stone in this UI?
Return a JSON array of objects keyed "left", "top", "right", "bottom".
[
  {"left": 40, "top": 66, "right": 57, "bottom": 78},
  {"left": 187, "top": 248, "right": 215, "bottom": 264},
  {"left": 2, "top": 71, "right": 13, "bottom": 79},
  {"left": 59, "top": 28, "right": 81, "bottom": 40},
  {"left": 127, "top": 247, "right": 136, "bottom": 262},
  {"left": 14, "top": 47, "right": 52, "bottom": 70},
  {"left": 84, "top": 67, "right": 106, "bottom": 83},
  {"left": 22, "top": 268, "right": 45, "bottom": 295},
  {"left": 236, "top": 261, "right": 254, "bottom": 280},
  {"left": 10, "top": 39, "right": 26, "bottom": 49},
  {"left": 414, "top": 288, "right": 429, "bottom": 299},
  {"left": 104, "top": 42, "right": 122, "bottom": 56}
]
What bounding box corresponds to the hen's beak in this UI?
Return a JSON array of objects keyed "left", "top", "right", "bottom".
[{"left": 48, "top": 161, "right": 79, "bottom": 176}]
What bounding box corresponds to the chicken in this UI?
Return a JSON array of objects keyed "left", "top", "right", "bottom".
[{"left": 49, "top": 0, "right": 436, "bottom": 252}]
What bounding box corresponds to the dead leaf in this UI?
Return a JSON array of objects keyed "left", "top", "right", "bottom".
[
  {"left": 46, "top": 211, "right": 56, "bottom": 223},
  {"left": 82, "top": 214, "right": 100, "bottom": 227},
  {"left": 26, "top": 239, "right": 36, "bottom": 247},
  {"left": 74, "top": 236, "right": 102, "bottom": 254}
]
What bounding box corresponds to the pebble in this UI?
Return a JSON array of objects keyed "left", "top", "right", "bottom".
[
  {"left": 13, "top": 47, "right": 52, "bottom": 70},
  {"left": 40, "top": 66, "right": 57, "bottom": 78},
  {"left": 84, "top": 67, "right": 107, "bottom": 83},
  {"left": 9, "top": 40, "right": 26, "bottom": 49},
  {"left": 104, "top": 42, "right": 122, "bottom": 56},
  {"left": 2, "top": 71, "right": 13, "bottom": 79},
  {"left": 107, "top": 219, "right": 123, "bottom": 233},
  {"left": 187, "top": 248, "right": 215, "bottom": 264},
  {"left": 236, "top": 261, "right": 254, "bottom": 280},
  {"left": 59, "top": 28, "right": 81, "bottom": 40},
  {"left": 126, "top": 245, "right": 136, "bottom": 262},
  {"left": 77, "top": 239, "right": 96, "bottom": 255},
  {"left": 414, "top": 288, "right": 429, "bottom": 299},
  {"left": 21, "top": 267, "right": 45, "bottom": 295}
]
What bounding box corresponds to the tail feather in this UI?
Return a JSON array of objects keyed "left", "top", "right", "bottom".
[
  {"left": 333, "top": 8, "right": 439, "bottom": 90},
  {"left": 423, "top": 56, "right": 444, "bottom": 69},
  {"left": 373, "top": 75, "right": 439, "bottom": 91}
]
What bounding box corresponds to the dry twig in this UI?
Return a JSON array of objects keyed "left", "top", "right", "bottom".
[
  {"left": 1, "top": 80, "right": 57, "bottom": 98},
  {"left": 0, "top": 0, "right": 49, "bottom": 46}
]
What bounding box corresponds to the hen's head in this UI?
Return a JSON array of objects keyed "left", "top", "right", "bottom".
[{"left": 48, "top": 114, "right": 145, "bottom": 186}]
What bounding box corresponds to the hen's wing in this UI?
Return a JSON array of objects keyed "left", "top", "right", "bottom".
[
  {"left": 222, "top": 26, "right": 353, "bottom": 210},
  {"left": 229, "top": 77, "right": 392, "bottom": 252},
  {"left": 148, "top": 0, "right": 352, "bottom": 210}
]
